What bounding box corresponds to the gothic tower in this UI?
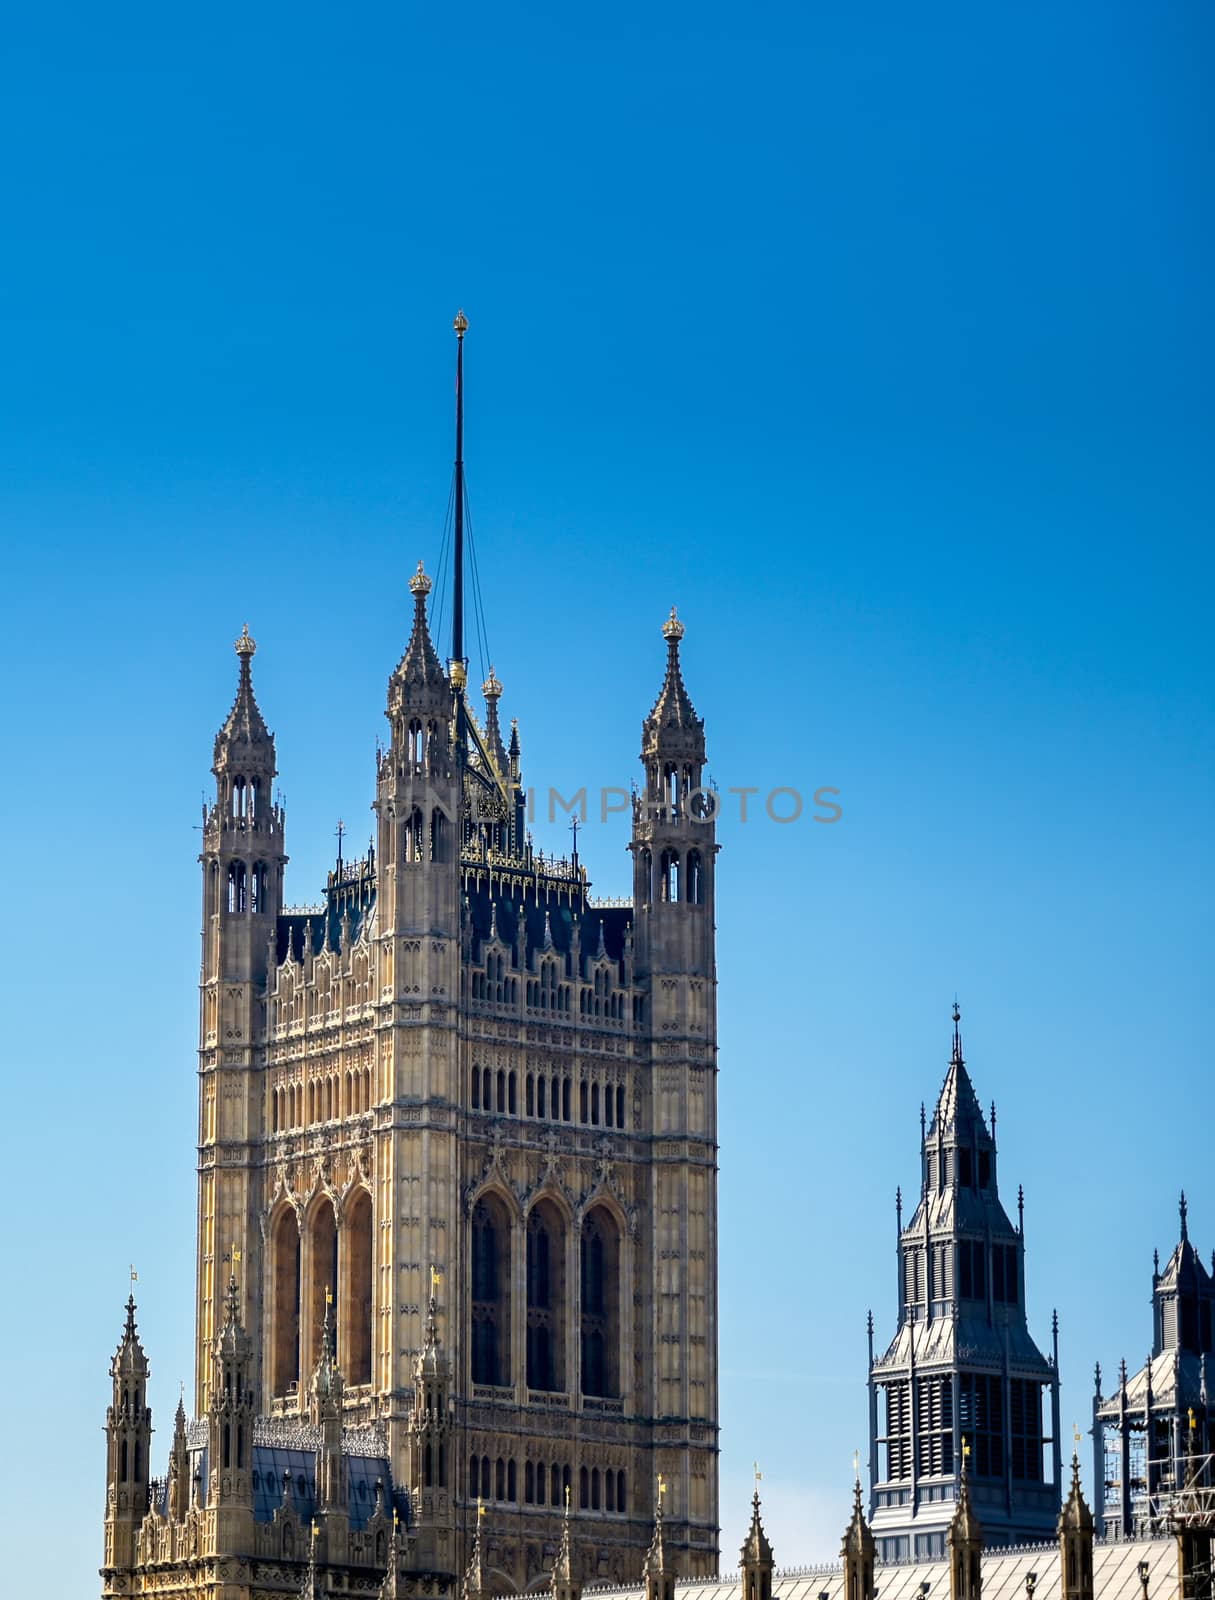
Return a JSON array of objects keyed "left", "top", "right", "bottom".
[
  {"left": 1093, "top": 1195, "right": 1215, "bottom": 1537},
  {"left": 196, "top": 624, "right": 286, "bottom": 1407},
  {"left": 103, "top": 314, "right": 721, "bottom": 1599},
  {"left": 102, "top": 1294, "right": 152, "bottom": 1577},
  {"left": 868, "top": 1007, "right": 1061, "bottom": 1560}
]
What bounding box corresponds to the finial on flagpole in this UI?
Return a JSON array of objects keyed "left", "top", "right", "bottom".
[{"left": 454, "top": 309, "right": 469, "bottom": 339}]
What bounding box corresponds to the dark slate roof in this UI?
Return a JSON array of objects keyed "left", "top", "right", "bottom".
[
  {"left": 464, "top": 882, "right": 632, "bottom": 966},
  {"left": 182, "top": 1443, "right": 405, "bottom": 1530}
]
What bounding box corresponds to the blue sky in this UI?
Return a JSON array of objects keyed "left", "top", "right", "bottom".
[{"left": 0, "top": 1, "right": 1212, "bottom": 1591}]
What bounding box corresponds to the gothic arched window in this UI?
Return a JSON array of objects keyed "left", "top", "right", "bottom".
[
  {"left": 526, "top": 1201, "right": 566, "bottom": 1392},
  {"left": 580, "top": 1206, "right": 620, "bottom": 1399},
  {"left": 343, "top": 1189, "right": 373, "bottom": 1387},
  {"left": 271, "top": 1208, "right": 301, "bottom": 1397},
  {"left": 471, "top": 1196, "right": 510, "bottom": 1386}
]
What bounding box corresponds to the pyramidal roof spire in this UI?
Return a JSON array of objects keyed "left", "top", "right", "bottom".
[
  {"left": 394, "top": 562, "right": 446, "bottom": 689},
  {"left": 1059, "top": 1437, "right": 1094, "bottom": 1535},
  {"left": 111, "top": 1291, "right": 149, "bottom": 1379},
  {"left": 927, "top": 1000, "right": 988, "bottom": 1146},
  {"left": 647, "top": 608, "right": 701, "bottom": 733},
  {"left": 741, "top": 1464, "right": 774, "bottom": 1567},
  {"left": 214, "top": 624, "right": 273, "bottom": 767}
]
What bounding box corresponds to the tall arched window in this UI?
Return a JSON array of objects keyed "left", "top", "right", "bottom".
[
  {"left": 307, "top": 1200, "right": 339, "bottom": 1372},
  {"left": 430, "top": 807, "right": 448, "bottom": 862},
  {"left": 227, "top": 860, "right": 247, "bottom": 913},
  {"left": 526, "top": 1200, "right": 566, "bottom": 1392},
  {"left": 471, "top": 1196, "right": 510, "bottom": 1386},
  {"left": 343, "top": 1189, "right": 373, "bottom": 1386},
  {"left": 580, "top": 1206, "right": 620, "bottom": 1399},
  {"left": 660, "top": 848, "right": 680, "bottom": 903},
  {"left": 271, "top": 1208, "right": 301, "bottom": 1397},
  {"left": 687, "top": 849, "right": 703, "bottom": 904},
  {"left": 404, "top": 807, "right": 424, "bottom": 863}
]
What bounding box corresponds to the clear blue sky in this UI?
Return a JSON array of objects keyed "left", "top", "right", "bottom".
[{"left": 0, "top": 2, "right": 1211, "bottom": 1592}]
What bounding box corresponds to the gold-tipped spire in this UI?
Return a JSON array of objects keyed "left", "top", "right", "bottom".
[
  {"left": 409, "top": 560, "right": 432, "bottom": 597},
  {"left": 235, "top": 623, "right": 256, "bottom": 658},
  {"left": 661, "top": 606, "right": 685, "bottom": 642}
]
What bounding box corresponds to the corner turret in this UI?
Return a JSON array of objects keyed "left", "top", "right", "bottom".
[{"left": 102, "top": 1293, "right": 153, "bottom": 1579}]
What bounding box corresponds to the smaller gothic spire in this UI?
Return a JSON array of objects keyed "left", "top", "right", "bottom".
[
  {"left": 300, "top": 1522, "right": 327, "bottom": 1600},
  {"left": 741, "top": 1466, "right": 774, "bottom": 1567},
  {"left": 551, "top": 1484, "right": 580, "bottom": 1600},
  {"left": 464, "top": 1502, "right": 488, "bottom": 1600},
  {"left": 1181, "top": 1190, "right": 1189, "bottom": 1243},
  {"left": 645, "top": 1473, "right": 676, "bottom": 1600},
  {"left": 840, "top": 1469, "right": 876, "bottom": 1600},
  {"left": 214, "top": 624, "right": 274, "bottom": 768},
  {"left": 952, "top": 1000, "right": 964, "bottom": 1067},
  {"left": 483, "top": 666, "right": 508, "bottom": 773},
  {"left": 1058, "top": 1442, "right": 1095, "bottom": 1600},
  {"left": 111, "top": 1291, "right": 149, "bottom": 1379},
  {"left": 648, "top": 608, "right": 699, "bottom": 730},
  {"left": 310, "top": 1287, "right": 343, "bottom": 1408},
  {"left": 948, "top": 1440, "right": 984, "bottom": 1600},
  {"left": 393, "top": 562, "right": 447, "bottom": 690}
]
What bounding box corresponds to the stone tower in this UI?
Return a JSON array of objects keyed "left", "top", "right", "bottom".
[
  {"left": 103, "top": 318, "right": 720, "bottom": 1598},
  {"left": 868, "top": 1006, "right": 1061, "bottom": 1560},
  {"left": 196, "top": 622, "right": 286, "bottom": 1407},
  {"left": 1094, "top": 1196, "right": 1215, "bottom": 1537},
  {"left": 103, "top": 1295, "right": 152, "bottom": 1573}
]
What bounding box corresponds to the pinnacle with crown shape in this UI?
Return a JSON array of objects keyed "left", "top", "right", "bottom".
[
  {"left": 214, "top": 624, "right": 274, "bottom": 770},
  {"left": 644, "top": 607, "right": 703, "bottom": 756}
]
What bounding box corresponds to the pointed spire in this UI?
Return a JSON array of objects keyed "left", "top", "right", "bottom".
[
  {"left": 1058, "top": 1441, "right": 1095, "bottom": 1600},
  {"left": 840, "top": 1467, "right": 875, "bottom": 1600},
  {"left": 395, "top": 563, "right": 447, "bottom": 689},
  {"left": 596, "top": 917, "right": 606, "bottom": 960},
  {"left": 112, "top": 1292, "right": 149, "bottom": 1379},
  {"left": 300, "top": 1522, "right": 327, "bottom": 1600},
  {"left": 465, "top": 1501, "right": 488, "bottom": 1600},
  {"left": 214, "top": 624, "right": 274, "bottom": 767},
  {"left": 543, "top": 909, "right": 553, "bottom": 951},
  {"left": 1181, "top": 1190, "right": 1189, "bottom": 1242},
  {"left": 379, "top": 1504, "right": 403, "bottom": 1600},
  {"left": 645, "top": 608, "right": 702, "bottom": 736},
  {"left": 644, "top": 1473, "right": 676, "bottom": 1600},
  {"left": 311, "top": 1285, "right": 343, "bottom": 1406},
  {"left": 741, "top": 1466, "right": 775, "bottom": 1569},
  {"left": 1060, "top": 1444, "right": 1093, "bottom": 1531},
  {"left": 928, "top": 1002, "right": 988, "bottom": 1147},
  {"left": 552, "top": 1485, "right": 581, "bottom": 1600},
  {"left": 948, "top": 1439, "right": 984, "bottom": 1600},
  {"left": 483, "top": 667, "right": 508, "bottom": 772}
]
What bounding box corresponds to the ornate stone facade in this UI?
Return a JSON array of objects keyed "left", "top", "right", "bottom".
[{"left": 101, "top": 352, "right": 720, "bottom": 1595}]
